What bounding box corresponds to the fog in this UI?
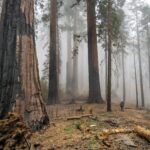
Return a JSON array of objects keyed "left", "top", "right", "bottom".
[
  {"left": 36, "top": 0, "right": 150, "bottom": 106},
  {"left": 0, "top": 0, "right": 141, "bottom": 107}
]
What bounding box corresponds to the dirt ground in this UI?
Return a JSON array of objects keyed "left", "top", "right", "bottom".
[{"left": 31, "top": 103, "right": 150, "bottom": 150}]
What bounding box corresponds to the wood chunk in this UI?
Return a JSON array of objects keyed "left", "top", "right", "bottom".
[{"left": 134, "top": 126, "right": 150, "bottom": 142}]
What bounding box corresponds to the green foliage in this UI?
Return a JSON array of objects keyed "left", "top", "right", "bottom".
[
  {"left": 87, "top": 139, "right": 100, "bottom": 149},
  {"left": 96, "top": 0, "right": 126, "bottom": 46},
  {"left": 64, "top": 121, "right": 81, "bottom": 134}
]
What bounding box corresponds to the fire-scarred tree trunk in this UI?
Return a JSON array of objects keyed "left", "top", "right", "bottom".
[
  {"left": 86, "top": 0, "right": 103, "bottom": 103},
  {"left": 48, "top": 0, "right": 59, "bottom": 105},
  {"left": 0, "top": 0, "right": 18, "bottom": 118},
  {"left": 0, "top": 0, "right": 49, "bottom": 130}
]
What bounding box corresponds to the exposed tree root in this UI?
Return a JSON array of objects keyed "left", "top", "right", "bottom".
[{"left": 0, "top": 113, "right": 31, "bottom": 149}]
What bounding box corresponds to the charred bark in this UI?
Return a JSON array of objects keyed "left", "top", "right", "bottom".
[
  {"left": 0, "top": 0, "right": 18, "bottom": 118},
  {"left": 86, "top": 0, "right": 103, "bottom": 103},
  {"left": 0, "top": 0, "right": 49, "bottom": 130}
]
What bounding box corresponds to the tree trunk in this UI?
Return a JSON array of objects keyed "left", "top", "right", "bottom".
[
  {"left": 66, "top": 27, "right": 73, "bottom": 97},
  {"left": 107, "top": 0, "right": 112, "bottom": 111},
  {"left": 105, "top": 31, "right": 108, "bottom": 100},
  {"left": 122, "top": 47, "right": 126, "bottom": 103},
  {"left": 86, "top": 0, "right": 103, "bottom": 103},
  {"left": 72, "top": 7, "right": 79, "bottom": 97},
  {"left": 134, "top": 53, "right": 139, "bottom": 108},
  {"left": 146, "top": 24, "right": 150, "bottom": 88},
  {"left": 48, "top": 0, "right": 59, "bottom": 105},
  {"left": 0, "top": 0, "right": 18, "bottom": 118},
  {"left": 0, "top": 0, "right": 49, "bottom": 130},
  {"left": 136, "top": 11, "right": 145, "bottom": 107}
]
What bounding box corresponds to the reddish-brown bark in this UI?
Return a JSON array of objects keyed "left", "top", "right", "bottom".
[
  {"left": 87, "top": 0, "right": 103, "bottom": 103},
  {"left": 0, "top": 0, "right": 49, "bottom": 130}
]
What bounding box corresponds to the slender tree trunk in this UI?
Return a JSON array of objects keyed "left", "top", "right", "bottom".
[
  {"left": 86, "top": 0, "right": 103, "bottom": 103},
  {"left": 66, "top": 28, "right": 73, "bottom": 97},
  {"left": 48, "top": 0, "right": 59, "bottom": 105},
  {"left": 105, "top": 31, "right": 108, "bottom": 100},
  {"left": 0, "top": 0, "right": 49, "bottom": 130},
  {"left": 72, "top": 7, "right": 78, "bottom": 97},
  {"left": 56, "top": 18, "right": 61, "bottom": 100},
  {"left": 146, "top": 24, "right": 150, "bottom": 88},
  {"left": 122, "top": 47, "right": 126, "bottom": 103},
  {"left": 134, "top": 53, "right": 139, "bottom": 108},
  {"left": 107, "top": 0, "right": 112, "bottom": 111},
  {"left": 136, "top": 11, "right": 145, "bottom": 107}
]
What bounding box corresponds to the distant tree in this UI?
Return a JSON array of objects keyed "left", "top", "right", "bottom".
[
  {"left": 132, "top": 0, "right": 145, "bottom": 107},
  {"left": 97, "top": 0, "right": 126, "bottom": 110},
  {"left": 133, "top": 51, "right": 139, "bottom": 108},
  {"left": 48, "top": 0, "right": 59, "bottom": 105},
  {"left": 141, "top": 5, "right": 150, "bottom": 88}
]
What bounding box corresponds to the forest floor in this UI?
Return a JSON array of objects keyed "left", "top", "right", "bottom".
[{"left": 31, "top": 102, "right": 150, "bottom": 150}]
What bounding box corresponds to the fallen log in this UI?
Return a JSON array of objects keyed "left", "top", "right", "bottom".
[
  {"left": 99, "top": 125, "right": 150, "bottom": 143},
  {"left": 134, "top": 126, "right": 150, "bottom": 142},
  {"left": 67, "top": 114, "right": 92, "bottom": 120},
  {"left": 100, "top": 128, "right": 134, "bottom": 140}
]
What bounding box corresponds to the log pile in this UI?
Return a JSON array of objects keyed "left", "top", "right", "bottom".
[{"left": 0, "top": 113, "right": 31, "bottom": 150}]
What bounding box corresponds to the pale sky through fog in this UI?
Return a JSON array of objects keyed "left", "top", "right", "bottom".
[{"left": 36, "top": 0, "right": 150, "bottom": 78}]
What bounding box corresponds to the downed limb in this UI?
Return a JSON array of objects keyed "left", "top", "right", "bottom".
[
  {"left": 67, "top": 114, "right": 92, "bottom": 120},
  {"left": 134, "top": 126, "right": 150, "bottom": 142},
  {"left": 100, "top": 128, "right": 133, "bottom": 140},
  {"left": 99, "top": 125, "right": 150, "bottom": 143}
]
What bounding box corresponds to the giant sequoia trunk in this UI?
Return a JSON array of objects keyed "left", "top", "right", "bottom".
[
  {"left": 87, "top": 0, "right": 103, "bottom": 103},
  {"left": 0, "top": 0, "right": 18, "bottom": 118},
  {"left": 0, "top": 0, "right": 49, "bottom": 130},
  {"left": 48, "top": 0, "right": 59, "bottom": 105}
]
